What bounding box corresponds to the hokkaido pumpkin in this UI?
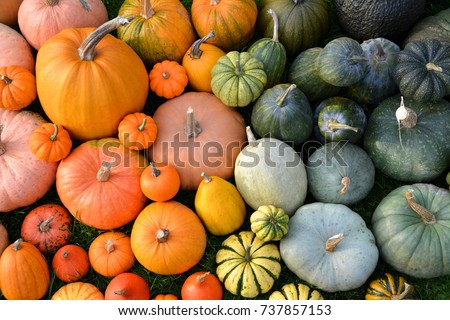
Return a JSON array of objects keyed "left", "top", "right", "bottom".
[
  {"left": 181, "top": 271, "right": 223, "bottom": 300},
  {"left": 51, "top": 282, "right": 104, "bottom": 300},
  {"left": 152, "top": 293, "right": 178, "bottom": 300},
  {"left": 117, "top": 112, "right": 157, "bottom": 151},
  {"left": 0, "top": 0, "right": 23, "bottom": 25},
  {"left": 149, "top": 60, "right": 189, "bottom": 99},
  {"left": 29, "top": 123, "right": 73, "bottom": 162},
  {"left": 105, "top": 272, "right": 150, "bottom": 300},
  {"left": 0, "top": 23, "right": 35, "bottom": 74},
  {"left": 0, "top": 65, "right": 37, "bottom": 111},
  {"left": 52, "top": 244, "right": 90, "bottom": 283},
  {"left": 140, "top": 162, "right": 181, "bottom": 202},
  {"left": 35, "top": 16, "right": 149, "bottom": 141}
]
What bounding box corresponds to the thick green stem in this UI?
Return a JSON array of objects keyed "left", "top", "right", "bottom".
[
  {"left": 50, "top": 124, "right": 59, "bottom": 141},
  {"left": 327, "top": 119, "right": 358, "bottom": 132},
  {"left": 267, "top": 9, "right": 280, "bottom": 42},
  {"left": 189, "top": 30, "right": 215, "bottom": 60},
  {"left": 275, "top": 84, "right": 296, "bottom": 107},
  {"left": 138, "top": 117, "right": 148, "bottom": 132}
]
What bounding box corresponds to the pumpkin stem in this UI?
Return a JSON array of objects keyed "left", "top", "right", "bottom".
[
  {"left": 235, "top": 58, "right": 243, "bottom": 75},
  {"left": 45, "top": 0, "right": 60, "bottom": 6},
  {"left": 0, "top": 125, "right": 6, "bottom": 156},
  {"left": 39, "top": 216, "right": 54, "bottom": 232},
  {"left": 391, "top": 282, "right": 414, "bottom": 300},
  {"left": 275, "top": 84, "right": 296, "bottom": 107},
  {"left": 114, "top": 289, "right": 126, "bottom": 296},
  {"left": 150, "top": 162, "right": 160, "bottom": 177},
  {"left": 405, "top": 190, "right": 436, "bottom": 224},
  {"left": 395, "top": 96, "right": 417, "bottom": 150},
  {"left": 197, "top": 271, "right": 210, "bottom": 283},
  {"left": 426, "top": 62, "right": 443, "bottom": 73},
  {"left": 162, "top": 71, "right": 170, "bottom": 80},
  {"left": 50, "top": 123, "right": 59, "bottom": 141},
  {"left": 201, "top": 172, "right": 212, "bottom": 183},
  {"left": 78, "top": 16, "right": 133, "bottom": 61},
  {"left": 1, "top": 74, "right": 12, "bottom": 85},
  {"left": 140, "top": 0, "right": 155, "bottom": 19},
  {"left": 325, "top": 233, "right": 344, "bottom": 252},
  {"left": 12, "top": 238, "right": 24, "bottom": 251},
  {"left": 138, "top": 117, "right": 148, "bottom": 132},
  {"left": 339, "top": 176, "right": 350, "bottom": 195},
  {"left": 189, "top": 30, "right": 215, "bottom": 60},
  {"left": 210, "top": 0, "right": 220, "bottom": 5},
  {"left": 244, "top": 244, "right": 252, "bottom": 262},
  {"left": 97, "top": 161, "right": 113, "bottom": 182},
  {"left": 184, "top": 107, "right": 202, "bottom": 138},
  {"left": 245, "top": 126, "right": 258, "bottom": 147},
  {"left": 371, "top": 38, "right": 387, "bottom": 61},
  {"left": 105, "top": 239, "right": 115, "bottom": 253},
  {"left": 267, "top": 9, "right": 280, "bottom": 42},
  {"left": 156, "top": 228, "right": 170, "bottom": 243},
  {"left": 327, "top": 119, "right": 358, "bottom": 132}
]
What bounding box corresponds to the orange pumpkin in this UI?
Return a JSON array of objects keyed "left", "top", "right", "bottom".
[
  {"left": 0, "top": 22, "right": 35, "bottom": 74},
  {"left": 0, "top": 65, "right": 37, "bottom": 110},
  {"left": 149, "top": 92, "right": 246, "bottom": 190},
  {"left": 191, "top": 0, "right": 258, "bottom": 52},
  {"left": 35, "top": 16, "right": 149, "bottom": 141},
  {"left": 105, "top": 272, "right": 150, "bottom": 300},
  {"left": 18, "top": 0, "right": 109, "bottom": 50},
  {"left": 182, "top": 31, "right": 226, "bottom": 93},
  {"left": 88, "top": 231, "right": 136, "bottom": 278},
  {"left": 181, "top": 271, "right": 223, "bottom": 300},
  {"left": 52, "top": 244, "right": 90, "bottom": 283},
  {"left": 0, "top": 238, "right": 50, "bottom": 300},
  {"left": 51, "top": 282, "right": 104, "bottom": 300},
  {"left": 130, "top": 201, "right": 207, "bottom": 275},
  {"left": 0, "top": 0, "right": 23, "bottom": 25},
  {"left": 0, "top": 222, "right": 9, "bottom": 257},
  {"left": 152, "top": 293, "right": 178, "bottom": 300},
  {"left": 118, "top": 112, "right": 157, "bottom": 150},
  {"left": 140, "top": 162, "right": 181, "bottom": 202},
  {"left": 29, "top": 123, "right": 72, "bottom": 162},
  {"left": 149, "top": 60, "right": 189, "bottom": 99},
  {"left": 55, "top": 137, "right": 147, "bottom": 230},
  {"left": 20, "top": 203, "right": 73, "bottom": 254}
]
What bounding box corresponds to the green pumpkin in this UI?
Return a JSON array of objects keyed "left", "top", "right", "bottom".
[
  {"left": 247, "top": 9, "right": 287, "bottom": 89},
  {"left": 307, "top": 142, "right": 375, "bottom": 206},
  {"left": 251, "top": 83, "right": 313, "bottom": 146},
  {"left": 211, "top": 51, "right": 267, "bottom": 107},
  {"left": 372, "top": 183, "right": 450, "bottom": 278},
  {"left": 269, "top": 283, "right": 324, "bottom": 300},
  {"left": 316, "top": 37, "right": 369, "bottom": 87},
  {"left": 404, "top": 8, "right": 450, "bottom": 46},
  {"left": 287, "top": 47, "right": 341, "bottom": 103},
  {"left": 363, "top": 95, "right": 450, "bottom": 182},
  {"left": 250, "top": 205, "right": 289, "bottom": 242},
  {"left": 393, "top": 39, "right": 450, "bottom": 103}
]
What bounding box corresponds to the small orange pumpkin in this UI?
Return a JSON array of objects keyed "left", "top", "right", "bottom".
[
  {"left": 118, "top": 112, "right": 157, "bottom": 150},
  {"left": 105, "top": 272, "right": 150, "bottom": 300},
  {"left": 152, "top": 293, "right": 178, "bottom": 300},
  {"left": 52, "top": 244, "right": 90, "bottom": 283},
  {"left": 29, "top": 123, "right": 72, "bottom": 162},
  {"left": 140, "top": 162, "right": 181, "bottom": 202},
  {"left": 149, "top": 60, "right": 188, "bottom": 99},
  {"left": 181, "top": 271, "right": 223, "bottom": 300},
  {"left": 51, "top": 282, "right": 104, "bottom": 300},
  {"left": 0, "top": 65, "right": 37, "bottom": 110}
]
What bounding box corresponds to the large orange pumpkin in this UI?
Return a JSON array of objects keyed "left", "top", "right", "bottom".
[
  {"left": 35, "top": 16, "right": 149, "bottom": 141},
  {"left": 0, "top": 22, "right": 35, "bottom": 74},
  {"left": 130, "top": 201, "right": 207, "bottom": 275},
  {"left": 51, "top": 282, "right": 104, "bottom": 300},
  {"left": 0, "top": 0, "right": 23, "bottom": 25},
  {"left": 148, "top": 92, "right": 246, "bottom": 190},
  {"left": 0, "top": 65, "right": 37, "bottom": 111},
  {"left": 0, "top": 109, "right": 58, "bottom": 213},
  {"left": 55, "top": 137, "right": 147, "bottom": 230}
]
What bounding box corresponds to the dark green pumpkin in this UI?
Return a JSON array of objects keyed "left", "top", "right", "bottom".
[
  {"left": 363, "top": 95, "right": 450, "bottom": 182},
  {"left": 256, "top": 0, "right": 329, "bottom": 58},
  {"left": 251, "top": 84, "right": 313, "bottom": 146},
  {"left": 288, "top": 47, "right": 341, "bottom": 103},
  {"left": 247, "top": 9, "right": 287, "bottom": 89},
  {"left": 316, "top": 37, "right": 368, "bottom": 87},
  {"left": 404, "top": 8, "right": 450, "bottom": 46},
  {"left": 393, "top": 39, "right": 450, "bottom": 103},
  {"left": 313, "top": 97, "right": 367, "bottom": 144}
]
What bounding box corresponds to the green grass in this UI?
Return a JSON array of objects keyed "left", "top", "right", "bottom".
[{"left": 1, "top": 0, "right": 450, "bottom": 301}]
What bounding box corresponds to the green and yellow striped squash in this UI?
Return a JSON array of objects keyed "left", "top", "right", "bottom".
[
  {"left": 216, "top": 231, "right": 281, "bottom": 298},
  {"left": 269, "top": 283, "right": 324, "bottom": 300},
  {"left": 365, "top": 273, "right": 414, "bottom": 300},
  {"left": 250, "top": 205, "right": 289, "bottom": 242}
]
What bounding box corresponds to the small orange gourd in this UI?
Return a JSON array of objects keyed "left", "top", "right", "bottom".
[
  {"left": 181, "top": 271, "right": 223, "bottom": 300},
  {"left": 105, "top": 272, "right": 150, "bottom": 300},
  {"left": 0, "top": 65, "right": 37, "bottom": 110},
  {"left": 51, "top": 282, "right": 104, "bottom": 300},
  {"left": 140, "top": 162, "right": 181, "bottom": 202},
  {"left": 149, "top": 60, "right": 188, "bottom": 99},
  {"left": 118, "top": 112, "right": 158, "bottom": 150},
  {"left": 152, "top": 293, "right": 178, "bottom": 300},
  {"left": 52, "top": 244, "right": 90, "bottom": 283},
  {"left": 29, "top": 123, "right": 72, "bottom": 162}
]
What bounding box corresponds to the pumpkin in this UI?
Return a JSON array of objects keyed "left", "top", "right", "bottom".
[
  {"left": 118, "top": 112, "right": 158, "bottom": 151},
  {"left": 365, "top": 273, "right": 414, "bottom": 300},
  {"left": 52, "top": 244, "right": 90, "bottom": 283},
  {"left": 306, "top": 142, "right": 375, "bottom": 206},
  {"left": 211, "top": 51, "right": 267, "bottom": 107},
  {"left": 0, "top": 0, "right": 23, "bottom": 25},
  {"left": 216, "top": 231, "right": 281, "bottom": 298},
  {"left": 313, "top": 96, "right": 367, "bottom": 144},
  {"left": 363, "top": 95, "right": 450, "bottom": 182},
  {"left": 447, "top": 172, "right": 450, "bottom": 189},
  {"left": 250, "top": 205, "right": 289, "bottom": 242},
  {"left": 140, "top": 162, "right": 181, "bottom": 202},
  {"left": 404, "top": 8, "right": 450, "bottom": 46},
  {"left": 20, "top": 203, "right": 73, "bottom": 254},
  {"left": 256, "top": 0, "right": 329, "bottom": 58},
  {"left": 149, "top": 60, "right": 189, "bottom": 99},
  {"left": 152, "top": 293, "right": 178, "bottom": 300},
  {"left": 269, "top": 283, "right": 324, "bottom": 300},
  {"left": 182, "top": 31, "right": 226, "bottom": 93},
  {"left": 35, "top": 16, "right": 149, "bottom": 142},
  {"left": 88, "top": 231, "right": 136, "bottom": 278},
  {"left": 287, "top": 47, "right": 341, "bottom": 103},
  {"left": 371, "top": 183, "right": 450, "bottom": 278},
  {"left": 181, "top": 271, "right": 223, "bottom": 300},
  {"left": 105, "top": 272, "right": 150, "bottom": 300},
  {"left": 18, "top": 0, "right": 109, "bottom": 50},
  {"left": 393, "top": 39, "right": 450, "bottom": 103},
  {"left": 316, "top": 37, "right": 368, "bottom": 87},
  {"left": 247, "top": 9, "right": 287, "bottom": 89},
  {"left": 191, "top": 0, "right": 258, "bottom": 52},
  {"left": 250, "top": 83, "right": 313, "bottom": 146},
  {"left": 0, "top": 109, "right": 58, "bottom": 213},
  {"left": 0, "top": 22, "right": 35, "bottom": 74},
  {"left": 0, "top": 238, "right": 50, "bottom": 300},
  {"left": 149, "top": 92, "right": 246, "bottom": 190},
  {"left": 0, "top": 222, "right": 9, "bottom": 256},
  {"left": 194, "top": 172, "right": 246, "bottom": 236},
  {"left": 280, "top": 202, "right": 379, "bottom": 292},
  {"left": 234, "top": 127, "right": 308, "bottom": 217},
  {"left": 56, "top": 137, "right": 147, "bottom": 230},
  {"left": 117, "top": 0, "right": 197, "bottom": 67},
  {"left": 29, "top": 123, "right": 72, "bottom": 162},
  {"left": 51, "top": 282, "right": 104, "bottom": 300},
  {"left": 0, "top": 65, "right": 37, "bottom": 111},
  {"left": 130, "top": 201, "right": 207, "bottom": 275}
]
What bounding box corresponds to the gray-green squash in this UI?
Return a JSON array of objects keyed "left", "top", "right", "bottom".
[{"left": 404, "top": 8, "right": 450, "bottom": 46}]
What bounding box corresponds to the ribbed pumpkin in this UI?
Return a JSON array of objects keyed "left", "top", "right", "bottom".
[
  {"left": 117, "top": 0, "right": 197, "bottom": 67},
  {"left": 0, "top": 0, "right": 23, "bottom": 25},
  {"left": 211, "top": 51, "right": 267, "bottom": 107},
  {"left": 250, "top": 205, "right": 289, "bottom": 242},
  {"left": 0, "top": 238, "right": 50, "bottom": 300},
  {"left": 191, "top": 0, "right": 258, "bottom": 52},
  {"left": 149, "top": 60, "right": 188, "bottom": 99},
  {"left": 0, "top": 22, "right": 35, "bottom": 74},
  {"left": 51, "top": 282, "right": 104, "bottom": 300},
  {"left": 56, "top": 138, "right": 148, "bottom": 230},
  {"left": 404, "top": 8, "right": 450, "bottom": 46},
  {"left": 269, "top": 283, "right": 324, "bottom": 300},
  {"left": 216, "top": 231, "right": 281, "bottom": 298},
  {"left": 365, "top": 273, "right": 414, "bottom": 300},
  {"left": 29, "top": 123, "right": 72, "bottom": 162},
  {"left": 0, "top": 65, "right": 37, "bottom": 111},
  {"left": 117, "top": 112, "right": 157, "bottom": 151},
  {"left": 35, "top": 16, "right": 149, "bottom": 142}
]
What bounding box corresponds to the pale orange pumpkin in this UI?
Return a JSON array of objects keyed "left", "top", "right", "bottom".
[
  {"left": 149, "top": 60, "right": 189, "bottom": 99},
  {"left": 105, "top": 272, "right": 150, "bottom": 300},
  {"left": 0, "top": 65, "right": 36, "bottom": 111},
  {"left": 118, "top": 112, "right": 157, "bottom": 151},
  {"left": 0, "top": 22, "right": 35, "bottom": 74},
  {"left": 29, "top": 123, "right": 73, "bottom": 162},
  {"left": 0, "top": 222, "right": 9, "bottom": 256},
  {"left": 0, "top": 0, "right": 23, "bottom": 25},
  {"left": 51, "top": 282, "right": 104, "bottom": 300}
]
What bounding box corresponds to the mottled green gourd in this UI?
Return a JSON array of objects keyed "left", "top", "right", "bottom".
[{"left": 250, "top": 205, "right": 289, "bottom": 242}]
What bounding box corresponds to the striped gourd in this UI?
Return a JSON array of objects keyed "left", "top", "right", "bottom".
[
  {"left": 365, "top": 273, "right": 414, "bottom": 300},
  {"left": 269, "top": 283, "right": 324, "bottom": 300},
  {"left": 250, "top": 205, "right": 289, "bottom": 242}
]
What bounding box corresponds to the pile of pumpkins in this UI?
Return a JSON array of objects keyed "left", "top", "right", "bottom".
[{"left": 1, "top": 0, "right": 450, "bottom": 300}]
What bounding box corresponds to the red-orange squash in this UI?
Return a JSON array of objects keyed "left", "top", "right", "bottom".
[
  {"left": 0, "top": 22, "right": 35, "bottom": 74},
  {"left": 105, "top": 272, "right": 150, "bottom": 300},
  {"left": 0, "top": 65, "right": 37, "bottom": 110},
  {"left": 149, "top": 60, "right": 189, "bottom": 99},
  {"left": 181, "top": 271, "right": 223, "bottom": 300},
  {"left": 29, "top": 123, "right": 73, "bottom": 162},
  {"left": 52, "top": 244, "right": 90, "bottom": 283},
  {"left": 51, "top": 282, "right": 104, "bottom": 300},
  {"left": 0, "top": 0, "right": 23, "bottom": 25},
  {"left": 130, "top": 201, "right": 207, "bottom": 275},
  {"left": 55, "top": 137, "right": 147, "bottom": 230},
  {"left": 152, "top": 293, "right": 178, "bottom": 300},
  {"left": 140, "top": 162, "right": 181, "bottom": 202},
  {"left": 118, "top": 112, "right": 157, "bottom": 151}
]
